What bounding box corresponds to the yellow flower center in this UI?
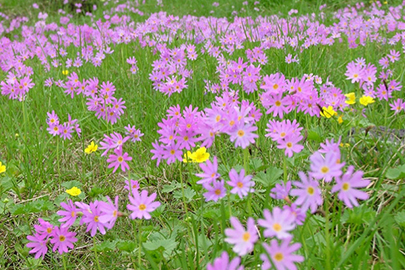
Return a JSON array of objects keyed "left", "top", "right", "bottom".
[
  {"left": 242, "top": 232, "right": 251, "bottom": 242},
  {"left": 237, "top": 182, "right": 243, "bottom": 188},
  {"left": 214, "top": 189, "right": 221, "bottom": 195},
  {"left": 71, "top": 211, "right": 75, "bottom": 217},
  {"left": 170, "top": 150, "right": 175, "bottom": 155},
  {"left": 307, "top": 186, "right": 314, "bottom": 195},
  {"left": 273, "top": 223, "right": 282, "bottom": 232},
  {"left": 118, "top": 156, "right": 124, "bottom": 162},
  {"left": 342, "top": 183, "right": 350, "bottom": 191},
  {"left": 274, "top": 252, "right": 284, "bottom": 261},
  {"left": 94, "top": 216, "right": 99, "bottom": 222},
  {"left": 237, "top": 130, "right": 245, "bottom": 137},
  {"left": 286, "top": 142, "right": 292, "bottom": 148},
  {"left": 275, "top": 101, "right": 281, "bottom": 106},
  {"left": 59, "top": 235, "right": 66, "bottom": 242},
  {"left": 321, "top": 166, "right": 329, "bottom": 174},
  {"left": 139, "top": 204, "right": 146, "bottom": 211}
]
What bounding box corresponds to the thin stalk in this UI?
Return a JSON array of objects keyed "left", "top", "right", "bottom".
[
  {"left": 62, "top": 254, "right": 67, "bottom": 270},
  {"left": 93, "top": 237, "right": 102, "bottom": 270},
  {"left": 283, "top": 154, "right": 288, "bottom": 184},
  {"left": 138, "top": 219, "right": 143, "bottom": 267},
  {"left": 324, "top": 191, "right": 332, "bottom": 270},
  {"left": 179, "top": 163, "right": 189, "bottom": 216}
]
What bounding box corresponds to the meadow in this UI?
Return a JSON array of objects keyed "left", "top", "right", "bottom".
[{"left": 1, "top": 0, "right": 405, "bottom": 269}]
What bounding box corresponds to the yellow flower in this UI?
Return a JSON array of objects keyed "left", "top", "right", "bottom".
[
  {"left": 338, "top": 115, "right": 343, "bottom": 124},
  {"left": 0, "top": 162, "right": 6, "bottom": 174},
  {"left": 359, "top": 96, "right": 375, "bottom": 106},
  {"left": 191, "top": 147, "right": 210, "bottom": 163},
  {"left": 62, "top": 70, "right": 69, "bottom": 75},
  {"left": 320, "top": 106, "right": 337, "bottom": 118},
  {"left": 339, "top": 143, "right": 350, "bottom": 148},
  {"left": 66, "top": 187, "right": 81, "bottom": 196},
  {"left": 183, "top": 151, "right": 193, "bottom": 163},
  {"left": 85, "top": 141, "right": 98, "bottom": 154},
  {"left": 345, "top": 92, "right": 356, "bottom": 105},
  {"left": 183, "top": 147, "right": 210, "bottom": 163}
]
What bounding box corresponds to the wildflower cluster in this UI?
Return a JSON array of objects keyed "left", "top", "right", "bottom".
[
  {"left": 196, "top": 156, "right": 255, "bottom": 202},
  {"left": 46, "top": 111, "right": 81, "bottom": 140},
  {"left": 152, "top": 92, "right": 261, "bottom": 166},
  {"left": 100, "top": 132, "right": 133, "bottom": 173},
  {"left": 265, "top": 119, "right": 304, "bottom": 158},
  {"left": 0, "top": 75, "right": 35, "bottom": 101},
  {"left": 149, "top": 45, "right": 192, "bottom": 96},
  {"left": 345, "top": 58, "right": 402, "bottom": 104},
  {"left": 260, "top": 73, "right": 348, "bottom": 119},
  {"left": 49, "top": 73, "right": 126, "bottom": 125},
  {"left": 26, "top": 187, "right": 160, "bottom": 258}
]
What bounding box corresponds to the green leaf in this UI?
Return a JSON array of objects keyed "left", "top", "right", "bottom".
[
  {"left": 117, "top": 240, "right": 136, "bottom": 252},
  {"left": 0, "top": 176, "right": 14, "bottom": 191},
  {"left": 394, "top": 211, "right": 405, "bottom": 228},
  {"left": 249, "top": 158, "right": 264, "bottom": 171},
  {"left": 162, "top": 182, "right": 181, "bottom": 193},
  {"left": 92, "top": 240, "right": 118, "bottom": 252},
  {"left": 173, "top": 187, "right": 196, "bottom": 202},
  {"left": 151, "top": 204, "right": 165, "bottom": 218},
  {"left": 88, "top": 186, "right": 105, "bottom": 198},
  {"left": 307, "top": 130, "right": 323, "bottom": 142},
  {"left": 254, "top": 166, "right": 283, "bottom": 187},
  {"left": 61, "top": 180, "right": 82, "bottom": 189},
  {"left": 385, "top": 165, "right": 405, "bottom": 180},
  {"left": 341, "top": 206, "right": 375, "bottom": 225},
  {"left": 10, "top": 199, "right": 55, "bottom": 215},
  {"left": 143, "top": 238, "right": 178, "bottom": 259}
]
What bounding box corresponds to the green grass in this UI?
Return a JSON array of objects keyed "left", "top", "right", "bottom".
[{"left": 0, "top": 0, "right": 405, "bottom": 269}]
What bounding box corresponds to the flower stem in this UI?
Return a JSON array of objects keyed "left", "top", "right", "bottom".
[
  {"left": 283, "top": 154, "right": 287, "bottom": 184},
  {"left": 324, "top": 191, "right": 332, "bottom": 270},
  {"left": 179, "top": 163, "right": 189, "bottom": 217},
  {"left": 93, "top": 237, "right": 102, "bottom": 270},
  {"left": 138, "top": 219, "right": 143, "bottom": 267},
  {"left": 62, "top": 254, "right": 67, "bottom": 270},
  {"left": 57, "top": 137, "right": 61, "bottom": 186}
]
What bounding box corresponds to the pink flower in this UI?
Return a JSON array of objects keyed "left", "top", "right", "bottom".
[
  {"left": 260, "top": 238, "right": 304, "bottom": 270},
  {"left": 196, "top": 156, "right": 220, "bottom": 185},
  {"left": 124, "top": 179, "right": 140, "bottom": 192},
  {"left": 270, "top": 181, "right": 292, "bottom": 200},
  {"left": 99, "top": 196, "right": 120, "bottom": 229},
  {"left": 228, "top": 122, "right": 258, "bottom": 149},
  {"left": 203, "top": 180, "right": 226, "bottom": 202},
  {"left": 224, "top": 217, "right": 258, "bottom": 256},
  {"left": 50, "top": 226, "right": 78, "bottom": 254},
  {"left": 207, "top": 251, "right": 244, "bottom": 270},
  {"left": 258, "top": 207, "right": 296, "bottom": 239},
  {"left": 79, "top": 201, "right": 108, "bottom": 236},
  {"left": 107, "top": 147, "right": 132, "bottom": 173},
  {"left": 26, "top": 233, "right": 48, "bottom": 259},
  {"left": 309, "top": 151, "right": 344, "bottom": 182},
  {"left": 127, "top": 190, "right": 161, "bottom": 220},
  {"left": 290, "top": 172, "right": 323, "bottom": 213},
  {"left": 332, "top": 166, "right": 370, "bottom": 208},
  {"left": 227, "top": 168, "right": 255, "bottom": 199},
  {"left": 277, "top": 133, "right": 304, "bottom": 158},
  {"left": 57, "top": 200, "right": 78, "bottom": 228}
]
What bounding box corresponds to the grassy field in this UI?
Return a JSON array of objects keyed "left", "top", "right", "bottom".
[{"left": 1, "top": 0, "right": 405, "bottom": 269}]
